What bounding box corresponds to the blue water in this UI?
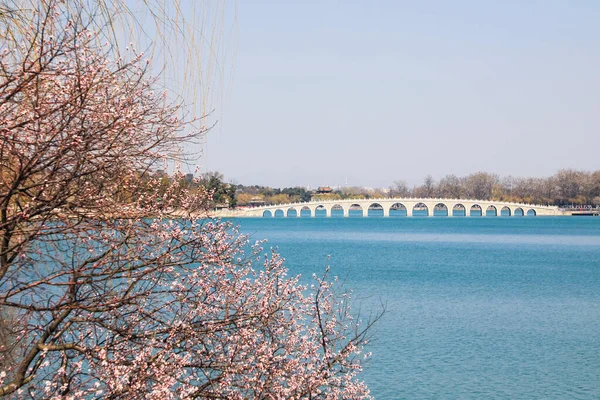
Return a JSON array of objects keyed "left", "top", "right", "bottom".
[{"left": 231, "top": 217, "right": 600, "bottom": 399}]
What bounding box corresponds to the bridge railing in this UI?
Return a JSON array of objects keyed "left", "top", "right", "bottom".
[{"left": 248, "top": 197, "right": 557, "bottom": 210}]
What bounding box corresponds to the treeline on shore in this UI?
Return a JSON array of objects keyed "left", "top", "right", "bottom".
[
  {"left": 391, "top": 170, "right": 600, "bottom": 206},
  {"left": 169, "top": 169, "right": 600, "bottom": 208}
]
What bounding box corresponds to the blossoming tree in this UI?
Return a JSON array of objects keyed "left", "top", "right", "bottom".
[{"left": 0, "top": 2, "right": 378, "bottom": 398}]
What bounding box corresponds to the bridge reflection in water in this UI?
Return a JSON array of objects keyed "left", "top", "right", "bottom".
[{"left": 221, "top": 198, "right": 562, "bottom": 218}]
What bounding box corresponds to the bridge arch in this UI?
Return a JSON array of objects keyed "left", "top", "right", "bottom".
[
  {"left": 452, "top": 204, "right": 466, "bottom": 217},
  {"left": 514, "top": 207, "right": 524, "bottom": 216},
  {"left": 434, "top": 203, "right": 448, "bottom": 217},
  {"left": 485, "top": 205, "right": 498, "bottom": 217},
  {"left": 331, "top": 204, "right": 344, "bottom": 218},
  {"left": 368, "top": 203, "right": 384, "bottom": 217},
  {"left": 413, "top": 202, "right": 429, "bottom": 217},
  {"left": 263, "top": 210, "right": 272, "bottom": 218},
  {"left": 287, "top": 207, "right": 298, "bottom": 217},
  {"left": 501, "top": 206, "right": 511, "bottom": 216},
  {"left": 470, "top": 204, "right": 483, "bottom": 216},
  {"left": 349, "top": 203, "right": 364, "bottom": 217},
  {"left": 274, "top": 209, "right": 285, "bottom": 218},
  {"left": 527, "top": 209, "right": 537, "bottom": 216},
  {"left": 300, "top": 206, "right": 311, "bottom": 217},
  {"left": 389, "top": 203, "right": 407, "bottom": 217},
  {"left": 315, "top": 205, "right": 328, "bottom": 218}
]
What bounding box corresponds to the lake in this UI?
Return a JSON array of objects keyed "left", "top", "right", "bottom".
[{"left": 231, "top": 216, "right": 600, "bottom": 399}]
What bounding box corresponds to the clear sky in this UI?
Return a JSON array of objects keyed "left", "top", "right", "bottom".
[{"left": 200, "top": 0, "right": 600, "bottom": 188}]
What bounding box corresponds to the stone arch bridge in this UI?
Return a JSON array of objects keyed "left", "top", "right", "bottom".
[{"left": 215, "top": 198, "right": 562, "bottom": 218}]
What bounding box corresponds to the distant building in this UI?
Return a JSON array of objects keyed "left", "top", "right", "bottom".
[
  {"left": 316, "top": 186, "right": 333, "bottom": 194},
  {"left": 214, "top": 202, "right": 229, "bottom": 210},
  {"left": 248, "top": 197, "right": 266, "bottom": 207}
]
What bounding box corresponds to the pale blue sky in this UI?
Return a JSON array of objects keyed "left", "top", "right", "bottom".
[{"left": 201, "top": 1, "right": 600, "bottom": 188}]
